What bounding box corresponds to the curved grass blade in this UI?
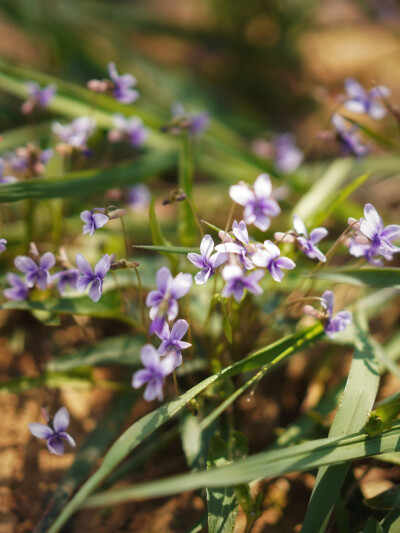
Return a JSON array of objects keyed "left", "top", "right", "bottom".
[
  {"left": 46, "top": 323, "right": 323, "bottom": 533},
  {"left": 81, "top": 422, "right": 400, "bottom": 507},
  {"left": 315, "top": 268, "right": 400, "bottom": 288},
  {"left": 134, "top": 244, "right": 197, "bottom": 255},
  {"left": 300, "top": 319, "right": 380, "bottom": 533}
]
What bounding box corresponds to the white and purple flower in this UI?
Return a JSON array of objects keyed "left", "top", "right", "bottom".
[
  {"left": 229, "top": 174, "right": 280, "bottom": 232},
  {"left": 29, "top": 407, "right": 76, "bottom": 456},
  {"left": 0, "top": 158, "right": 17, "bottom": 184},
  {"left": 188, "top": 234, "right": 227, "bottom": 285},
  {"left": 252, "top": 240, "right": 296, "bottom": 282},
  {"left": 3, "top": 273, "right": 30, "bottom": 301},
  {"left": 108, "top": 114, "right": 148, "bottom": 147},
  {"left": 52, "top": 116, "right": 95, "bottom": 151},
  {"left": 108, "top": 62, "right": 139, "bottom": 105},
  {"left": 221, "top": 264, "right": 264, "bottom": 302},
  {"left": 215, "top": 220, "right": 256, "bottom": 270},
  {"left": 146, "top": 267, "right": 192, "bottom": 334},
  {"left": 292, "top": 215, "right": 328, "bottom": 262},
  {"left": 132, "top": 344, "right": 175, "bottom": 402},
  {"left": 155, "top": 319, "right": 191, "bottom": 367},
  {"left": 304, "top": 291, "right": 352, "bottom": 338},
  {"left": 343, "top": 78, "right": 390, "bottom": 120},
  {"left": 331, "top": 114, "right": 369, "bottom": 157},
  {"left": 76, "top": 254, "right": 111, "bottom": 302},
  {"left": 80, "top": 208, "right": 109, "bottom": 236},
  {"left": 22, "top": 82, "right": 56, "bottom": 114},
  {"left": 14, "top": 252, "right": 55, "bottom": 290},
  {"left": 0, "top": 238, "right": 7, "bottom": 253}
]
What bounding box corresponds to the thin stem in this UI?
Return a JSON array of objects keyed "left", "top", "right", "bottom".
[
  {"left": 133, "top": 266, "right": 147, "bottom": 332},
  {"left": 185, "top": 193, "right": 204, "bottom": 238}
]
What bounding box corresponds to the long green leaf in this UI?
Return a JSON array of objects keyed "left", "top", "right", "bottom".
[
  {"left": 81, "top": 422, "right": 400, "bottom": 507},
  {"left": 301, "top": 319, "right": 380, "bottom": 533},
  {"left": 315, "top": 268, "right": 400, "bottom": 288}
]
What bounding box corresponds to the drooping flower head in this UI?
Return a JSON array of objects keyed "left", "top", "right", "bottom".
[
  {"left": 52, "top": 116, "right": 95, "bottom": 151},
  {"left": 3, "top": 273, "right": 30, "bottom": 301},
  {"left": 29, "top": 407, "right": 76, "bottom": 456},
  {"left": 343, "top": 78, "right": 390, "bottom": 120},
  {"left": 331, "top": 114, "right": 369, "bottom": 157},
  {"left": 22, "top": 82, "right": 56, "bottom": 114},
  {"left": 109, "top": 114, "right": 148, "bottom": 147},
  {"left": 146, "top": 267, "right": 192, "bottom": 334},
  {"left": 155, "top": 319, "right": 191, "bottom": 367},
  {"left": 76, "top": 254, "right": 111, "bottom": 302},
  {"left": 304, "top": 291, "right": 352, "bottom": 338},
  {"left": 252, "top": 240, "right": 296, "bottom": 282},
  {"left": 14, "top": 252, "right": 55, "bottom": 290},
  {"left": 221, "top": 264, "right": 264, "bottom": 302},
  {"left": 292, "top": 215, "right": 328, "bottom": 262},
  {"left": 188, "top": 234, "right": 227, "bottom": 285},
  {"left": 132, "top": 344, "right": 175, "bottom": 402},
  {"left": 52, "top": 269, "right": 80, "bottom": 295},
  {"left": 229, "top": 174, "right": 281, "bottom": 231},
  {"left": 0, "top": 238, "right": 7, "bottom": 253},
  {"left": 80, "top": 208, "right": 109, "bottom": 236},
  {"left": 108, "top": 62, "right": 139, "bottom": 104}
]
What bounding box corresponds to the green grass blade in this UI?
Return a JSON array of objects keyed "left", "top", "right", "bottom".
[
  {"left": 300, "top": 319, "right": 380, "bottom": 533},
  {"left": 363, "top": 517, "right": 384, "bottom": 533},
  {"left": 315, "top": 268, "right": 400, "bottom": 288},
  {"left": 134, "top": 244, "right": 197, "bottom": 254}
]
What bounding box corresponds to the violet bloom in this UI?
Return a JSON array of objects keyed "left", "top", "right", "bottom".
[
  {"left": 215, "top": 220, "right": 255, "bottom": 270},
  {"left": 3, "top": 273, "right": 30, "bottom": 301},
  {"left": 80, "top": 208, "right": 109, "bottom": 236},
  {"left": 29, "top": 407, "right": 76, "bottom": 456},
  {"left": 357, "top": 203, "right": 400, "bottom": 258},
  {"left": 170, "top": 103, "right": 209, "bottom": 136},
  {"left": 0, "top": 158, "right": 17, "bottom": 184},
  {"left": 304, "top": 290, "right": 352, "bottom": 338},
  {"left": 132, "top": 344, "right": 175, "bottom": 402},
  {"left": 188, "top": 234, "right": 227, "bottom": 285},
  {"left": 292, "top": 215, "right": 328, "bottom": 262},
  {"left": 108, "top": 62, "right": 139, "bottom": 104},
  {"left": 221, "top": 264, "right": 264, "bottom": 302},
  {"left": 52, "top": 116, "right": 95, "bottom": 150},
  {"left": 252, "top": 240, "right": 295, "bottom": 282},
  {"left": 52, "top": 269, "right": 79, "bottom": 295},
  {"left": 129, "top": 184, "right": 151, "bottom": 210},
  {"left": 229, "top": 174, "right": 280, "bottom": 232},
  {"left": 331, "top": 114, "right": 369, "bottom": 157},
  {"left": 22, "top": 82, "right": 56, "bottom": 114},
  {"left": 0, "top": 238, "right": 6, "bottom": 253},
  {"left": 14, "top": 252, "right": 55, "bottom": 290},
  {"left": 146, "top": 267, "right": 192, "bottom": 334},
  {"left": 274, "top": 134, "right": 303, "bottom": 174},
  {"left": 109, "top": 114, "right": 148, "bottom": 147},
  {"left": 76, "top": 254, "right": 111, "bottom": 302},
  {"left": 156, "top": 319, "right": 191, "bottom": 367},
  {"left": 344, "top": 78, "right": 390, "bottom": 120}
]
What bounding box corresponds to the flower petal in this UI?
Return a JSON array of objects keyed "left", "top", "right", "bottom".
[
  {"left": 88, "top": 279, "right": 102, "bottom": 302},
  {"left": 94, "top": 254, "right": 111, "bottom": 278},
  {"left": 29, "top": 423, "right": 54, "bottom": 439},
  {"left": 156, "top": 267, "right": 172, "bottom": 294},
  {"left": 309, "top": 227, "right": 328, "bottom": 244},
  {"left": 170, "top": 273, "right": 192, "bottom": 299},
  {"left": 229, "top": 183, "right": 254, "bottom": 206},
  {"left": 140, "top": 344, "right": 160, "bottom": 369},
  {"left": 293, "top": 215, "right": 307, "bottom": 236},
  {"left": 39, "top": 252, "right": 56, "bottom": 270},
  {"left": 14, "top": 255, "right": 37, "bottom": 274},
  {"left": 53, "top": 407, "right": 70, "bottom": 433},
  {"left": 170, "top": 319, "right": 189, "bottom": 341},
  {"left": 47, "top": 436, "right": 65, "bottom": 456},
  {"left": 75, "top": 254, "right": 93, "bottom": 276},
  {"left": 200, "top": 234, "right": 214, "bottom": 259},
  {"left": 253, "top": 173, "right": 272, "bottom": 198},
  {"left": 132, "top": 368, "right": 153, "bottom": 389}
]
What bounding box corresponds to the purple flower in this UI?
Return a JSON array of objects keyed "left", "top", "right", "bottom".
[
  {"left": 170, "top": 103, "right": 209, "bottom": 136},
  {"left": 274, "top": 134, "right": 303, "bottom": 174},
  {"left": 128, "top": 184, "right": 151, "bottom": 210},
  {"left": 221, "top": 264, "right": 264, "bottom": 302},
  {"left": 252, "top": 240, "right": 296, "bottom": 282},
  {"left": 292, "top": 215, "right": 328, "bottom": 262},
  {"left": 3, "top": 273, "right": 30, "bottom": 301},
  {"left": 132, "top": 344, "right": 175, "bottom": 401},
  {"left": 109, "top": 114, "right": 148, "bottom": 147},
  {"left": 304, "top": 291, "right": 352, "bottom": 338},
  {"left": 108, "top": 62, "right": 139, "bottom": 104},
  {"left": 146, "top": 267, "right": 193, "bottom": 334},
  {"left": 156, "top": 319, "right": 191, "bottom": 367},
  {"left": 80, "top": 208, "right": 109, "bottom": 236},
  {"left": 0, "top": 238, "right": 7, "bottom": 253},
  {"left": 76, "top": 254, "right": 111, "bottom": 302},
  {"left": 29, "top": 407, "right": 76, "bottom": 456},
  {"left": 0, "top": 158, "right": 17, "bottom": 184},
  {"left": 344, "top": 78, "right": 390, "bottom": 120},
  {"left": 22, "top": 82, "right": 56, "bottom": 114},
  {"left": 331, "top": 114, "right": 369, "bottom": 157},
  {"left": 188, "top": 234, "right": 227, "bottom": 285},
  {"left": 52, "top": 269, "right": 79, "bottom": 295},
  {"left": 229, "top": 174, "right": 281, "bottom": 231},
  {"left": 14, "top": 252, "right": 55, "bottom": 290},
  {"left": 358, "top": 203, "right": 400, "bottom": 256},
  {"left": 215, "top": 220, "right": 256, "bottom": 270},
  {"left": 52, "top": 117, "right": 95, "bottom": 150}
]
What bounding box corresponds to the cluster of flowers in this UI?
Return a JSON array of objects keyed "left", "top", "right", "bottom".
[{"left": 332, "top": 78, "right": 390, "bottom": 156}]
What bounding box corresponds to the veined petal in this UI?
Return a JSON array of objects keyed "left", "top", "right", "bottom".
[
  {"left": 39, "top": 252, "right": 55, "bottom": 270},
  {"left": 94, "top": 254, "right": 111, "bottom": 278},
  {"left": 381, "top": 224, "right": 400, "bottom": 241},
  {"left": 155, "top": 321, "right": 170, "bottom": 342},
  {"left": 76, "top": 276, "right": 92, "bottom": 292},
  {"left": 15, "top": 255, "right": 37, "bottom": 274},
  {"left": 293, "top": 214, "right": 307, "bottom": 236},
  {"left": 80, "top": 210, "right": 93, "bottom": 224},
  {"left": 170, "top": 319, "right": 189, "bottom": 341},
  {"left": 210, "top": 252, "right": 228, "bottom": 269},
  {"left": 47, "top": 436, "right": 65, "bottom": 456},
  {"left": 321, "top": 290, "right": 334, "bottom": 316},
  {"left": 92, "top": 213, "right": 109, "bottom": 230},
  {"left": 88, "top": 279, "right": 102, "bottom": 302},
  {"left": 53, "top": 407, "right": 70, "bottom": 433},
  {"left": 269, "top": 262, "right": 284, "bottom": 283},
  {"left": 194, "top": 268, "right": 211, "bottom": 285},
  {"left": 59, "top": 432, "right": 76, "bottom": 448},
  {"left": 200, "top": 234, "right": 214, "bottom": 259},
  {"left": 146, "top": 290, "right": 163, "bottom": 307},
  {"left": 29, "top": 423, "right": 54, "bottom": 439},
  {"left": 275, "top": 256, "right": 296, "bottom": 270},
  {"left": 75, "top": 254, "right": 93, "bottom": 276},
  {"left": 229, "top": 183, "right": 254, "bottom": 206},
  {"left": 141, "top": 344, "right": 160, "bottom": 369},
  {"left": 156, "top": 267, "right": 172, "bottom": 294},
  {"left": 187, "top": 252, "right": 206, "bottom": 269},
  {"left": 309, "top": 227, "right": 328, "bottom": 244}
]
